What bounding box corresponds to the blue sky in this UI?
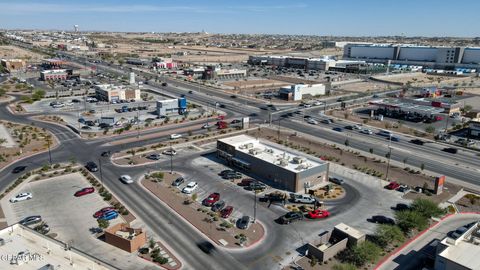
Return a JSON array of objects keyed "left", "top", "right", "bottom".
[{"left": 0, "top": 0, "right": 479, "bottom": 37}]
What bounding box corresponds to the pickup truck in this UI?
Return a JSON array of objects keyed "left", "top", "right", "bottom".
[{"left": 291, "top": 194, "right": 316, "bottom": 204}]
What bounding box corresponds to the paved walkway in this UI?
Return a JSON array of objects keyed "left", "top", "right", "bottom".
[{"left": 0, "top": 124, "right": 16, "bottom": 147}]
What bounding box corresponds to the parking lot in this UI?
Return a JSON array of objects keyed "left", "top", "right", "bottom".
[{"left": 1, "top": 173, "right": 159, "bottom": 270}]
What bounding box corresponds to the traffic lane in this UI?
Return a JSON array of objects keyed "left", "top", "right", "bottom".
[
  {"left": 285, "top": 120, "right": 480, "bottom": 185},
  {"left": 100, "top": 162, "right": 247, "bottom": 270},
  {"left": 284, "top": 116, "right": 480, "bottom": 172}
]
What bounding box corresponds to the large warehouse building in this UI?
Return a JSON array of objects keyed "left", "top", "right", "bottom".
[
  {"left": 217, "top": 135, "right": 329, "bottom": 193},
  {"left": 248, "top": 55, "right": 366, "bottom": 71},
  {"left": 343, "top": 44, "right": 480, "bottom": 69}
]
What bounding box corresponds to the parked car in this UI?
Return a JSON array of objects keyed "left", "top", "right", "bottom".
[
  {"left": 182, "top": 182, "right": 198, "bottom": 194},
  {"left": 211, "top": 200, "right": 226, "bottom": 212},
  {"left": 385, "top": 181, "right": 400, "bottom": 190},
  {"left": 93, "top": 207, "right": 116, "bottom": 218},
  {"left": 202, "top": 193, "right": 220, "bottom": 206},
  {"left": 237, "top": 216, "right": 251, "bottom": 229},
  {"left": 74, "top": 187, "right": 95, "bottom": 197},
  {"left": 12, "top": 166, "right": 27, "bottom": 174},
  {"left": 85, "top": 161, "right": 98, "bottom": 172},
  {"left": 170, "top": 134, "right": 182, "bottom": 139},
  {"left": 239, "top": 178, "right": 254, "bottom": 186},
  {"left": 223, "top": 171, "right": 242, "bottom": 180},
  {"left": 278, "top": 211, "right": 304, "bottom": 224},
  {"left": 249, "top": 182, "right": 267, "bottom": 191},
  {"left": 162, "top": 149, "right": 177, "bottom": 156},
  {"left": 329, "top": 177, "right": 345, "bottom": 185},
  {"left": 291, "top": 194, "right": 316, "bottom": 204},
  {"left": 10, "top": 192, "right": 33, "bottom": 203},
  {"left": 171, "top": 177, "right": 184, "bottom": 187},
  {"left": 20, "top": 215, "right": 42, "bottom": 226},
  {"left": 98, "top": 211, "right": 118, "bottom": 221},
  {"left": 220, "top": 206, "right": 233, "bottom": 218},
  {"left": 147, "top": 153, "right": 162, "bottom": 160},
  {"left": 371, "top": 215, "right": 395, "bottom": 225},
  {"left": 397, "top": 185, "right": 410, "bottom": 193},
  {"left": 197, "top": 241, "right": 216, "bottom": 254},
  {"left": 307, "top": 209, "right": 330, "bottom": 219},
  {"left": 394, "top": 203, "right": 410, "bottom": 211},
  {"left": 119, "top": 175, "right": 133, "bottom": 184}
]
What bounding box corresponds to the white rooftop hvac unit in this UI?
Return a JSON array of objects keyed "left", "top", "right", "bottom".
[
  {"left": 276, "top": 159, "right": 289, "bottom": 167},
  {"left": 239, "top": 143, "right": 254, "bottom": 149},
  {"left": 295, "top": 163, "right": 311, "bottom": 170},
  {"left": 249, "top": 148, "right": 261, "bottom": 155},
  {"left": 292, "top": 156, "right": 305, "bottom": 164}
]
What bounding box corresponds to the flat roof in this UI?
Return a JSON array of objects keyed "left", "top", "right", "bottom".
[
  {"left": 334, "top": 223, "right": 365, "bottom": 239},
  {"left": 439, "top": 238, "right": 480, "bottom": 269},
  {"left": 218, "top": 135, "right": 325, "bottom": 173},
  {"left": 370, "top": 99, "right": 444, "bottom": 114},
  {"left": 0, "top": 224, "right": 111, "bottom": 270},
  {"left": 41, "top": 69, "right": 67, "bottom": 74}
]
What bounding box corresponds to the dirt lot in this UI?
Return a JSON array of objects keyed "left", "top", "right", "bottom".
[
  {"left": 223, "top": 79, "right": 289, "bottom": 90},
  {"left": 247, "top": 127, "right": 459, "bottom": 203},
  {"left": 373, "top": 72, "right": 473, "bottom": 87},
  {"left": 0, "top": 120, "right": 58, "bottom": 169},
  {"left": 339, "top": 81, "right": 399, "bottom": 93},
  {"left": 0, "top": 45, "right": 45, "bottom": 61}
]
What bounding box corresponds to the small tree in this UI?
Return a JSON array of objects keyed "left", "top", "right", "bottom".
[
  {"left": 344, "top": 240, "right": 381, "bottom": 267},
  {"left": 420, "top": 163, "right": 425, "bottom": 171},
  {"left": 374, "top": 224, "right": 405, "bottom": 248},
  {"left": 97, "top": 219, "right": 109, "bottom": 229},
  {"left": 369, "top": 148, "right": 374, "bottom": 154},
  {"left": 411, "top": 198, "right": 444, "bottom": 218},
  {"left": 344, "top": 139, "right": 349, "bottom": 147},
  {"left": 310, "top": 256, "right": 318, "bottom": 267},
  {"left": 395, "top": 210, "right": 428, "bottom": 233},
  {"left": 425, "top": 125, "right": 435, "bottom": 134},
  {"left": 191, "top": 193, "right": 198, "bottom": 202}
]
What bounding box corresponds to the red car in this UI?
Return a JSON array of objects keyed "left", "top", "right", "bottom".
[
  {"left": 220, "top": 206, "right": 233, "bottom": 218},
  {"left": 307, "top": 209, "right": 330, "bottom": 219},
  {"left": 93, "top": 207, "right": 116, "bottom": 218},
  {"left": 239, "top": 178, "right": 254, "bottom": 187},
  {"left": 202, "top": 193, "right": 220, "bottom": 206},
  {"left": 385, "top": 181, "right": 400, "bottom": 190},
  {"left": 74, "top": 187, "right": 95, "bottom": 197}
]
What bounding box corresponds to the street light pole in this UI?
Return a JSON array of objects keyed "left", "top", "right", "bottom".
[
  {"left": 385, "top": 135, "right": 392, "bottom": 181},
  {"left": 170, "top": 141, "right": 173, "bottom": 174},
  {"left": 253, "top": 190, "right": 257, "bottom": 223},
  {"left": 98, "top": 158, "right": 103, "bottom": 187}
]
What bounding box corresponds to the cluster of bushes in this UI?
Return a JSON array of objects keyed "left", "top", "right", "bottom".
[
  {"left": 352, "top": 164, "right": 384, "bottom": 178},
  {"left": 150, "top": 248, "right": 168, "bottom": 264},
  {"left": 335, "top": 198, "right": 444, "bottom": 268}
]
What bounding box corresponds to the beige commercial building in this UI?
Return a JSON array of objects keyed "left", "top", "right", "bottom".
[
  {"left": 95, "top": 84, "right": 141, "bottom": 102},
  {"left": 1, "top": 59, "right": 26, "bottom": 73},
  {"left": 104, "top": 223, "right": 147, "bottom": 253}
]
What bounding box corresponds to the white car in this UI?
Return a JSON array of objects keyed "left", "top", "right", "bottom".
[
  {"left": 119, "top": 175, "right": 134, "bottom": 184},
  {"left": 182, "top": 182, "right": 198, "bottom": 194},
  {"left": 292, "top": 194, "right": 316, "bottom": 204},
  {"left": 52, "top": 103, "right": 65, "bottom": 108},
  {"left": 65, "top": 102, "right": 74, "bottom": 106},
  {"left": 10, "top": 192, "right": 33, "bottom": 203},
  {"left": 162, "top": 149, "right": 177, "bottom": 156},
  {"left": 170, "top": 134, "right": 182, "bottom": 139},
  {"left": 313, "top": 101, "right": 323, "bottom": 106},
  {"left": 301, "top": 103, "right": 312, "bottom": 108},
  {"left": 360, "top": 129, "right": 373, "bottom": 135},
  {"left": 352, "top": 124, "right": 362, "bottom": 130},
  {"left": 306, "top": 118, "right": 318, "bottom": 125},
  {"left": 202, "top": 123, "right": 213, "bottom": 129}
]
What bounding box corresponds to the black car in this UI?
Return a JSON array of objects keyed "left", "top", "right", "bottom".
[
  {"left": 344, "top": 125, "right": 353, "bottom": 130},
  {"left": 237, "top": 216, "right": 251, "bottom": 229},
  {"left": 231, "top": 119, "right": 241, "bottom": 124},
  {"left": 223, "top": 172, "right": 242, "bottom": 180},
  {"left": 395, "top": 203, "right": 410, "bottom": 211},
  {"left": 197, "top": 241, "right": 216, "bottom": 254},
  {"left": 161, "top": 82, "right": 168, "bottom": 86},
  {"left": 85, "top": 161, "right": 98, "bottom": 172},
  {"left": 12, "top": 166, "right": 27, "bottom": 174},
  {"left": 85, "top": 120, "right": 95, "bottom": 127},
  {"left": 81, "top": 126, "right": 92, "bottom": 130},
  {"left": 249, "top": 182, "right": 267, "bottom": 191},
  {"left": 219, "top": 104, "right": 226, "bottom": 108},
  {"left": 443, "top": 147, "right": 458, "bottom": 154},
  {"left": 333, "top": 127, "right": 343, "bottom": 132},
  {"left": 98, "top": 123, "right": 111, "bottom": 129},
  {"left": 20, "top": 215, "right": 42, "bottom": 226},
  {"left": 172, "top": 177, "right": 184, "bottom": 187},
  {"left": 278, "top": 211, "right": 303, "bottom": 224},
  {"left": 219, "top": 169, "right": 234, "bottom": 176},
  {"left": 371, "top": 215, "right": 395, "bottom": 225},
  {"left": 410, "top": 139, "right": 425, "bottom": 145},
  {"left": 211, "top": 200, "right": 225, "bottom": 212},
  {"left": 101, "top": 151, "right": 111, "bottom": 157}
]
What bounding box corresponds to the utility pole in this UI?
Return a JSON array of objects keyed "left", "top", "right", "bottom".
[
  {"left": 253, "top": 190, "right": 257, "bottom": 223},
  {"left": 98, "top": 157, "right": 103, "bottom": 187},
  {"left": 385, "top": 135, "right": 392, "bottom": 181}
]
